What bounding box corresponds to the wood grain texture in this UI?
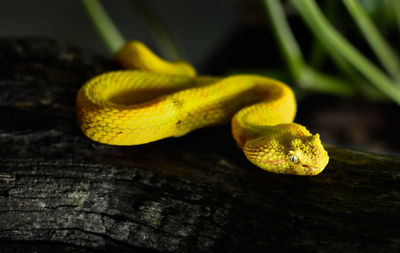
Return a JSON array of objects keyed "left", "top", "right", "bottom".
[{"left": 1, "top": 39, "right": 400, "bottom": 252}]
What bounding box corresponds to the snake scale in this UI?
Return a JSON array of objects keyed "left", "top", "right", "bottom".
[{"left": 76, "top": 41, "right": 329, "bottom": 176}]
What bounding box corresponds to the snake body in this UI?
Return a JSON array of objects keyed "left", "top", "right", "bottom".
[{"left": 76, "top": 41, "right": 329, "bottom": 176}]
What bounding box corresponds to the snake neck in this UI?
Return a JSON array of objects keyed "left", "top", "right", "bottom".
[{"left": 231, "top": 78, "right": 297, "bottom": 149}]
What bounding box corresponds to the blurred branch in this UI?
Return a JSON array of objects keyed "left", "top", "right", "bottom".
[
  {"left": 298, "top": 67, "right": 356, "bottom": 95},
  {"left": 130, "top": 0, "right": 184, "bottom": 61},
  {"left": 291, "top": 0, "right": 400, "bottom": 105},
  {"left": 392, "top": 0, "right": 400, "bottom": 33},
  {"left": 81, "top": 0, "right": 125, "bottom": 54},
  {"left": 308, "top": 1, "right": 336, "bottom": 68},
  {"left": 343, "top": 0, "right": 400, "bottom": 83},
  {"left": 262, "top": 0, "right": 303, "bottom": 79},
  {"left": 262, "top": 0, "right": 354, "bottom": 95},
  {"left": 307, "top": 1, "right": 364, "bottom": 86}
]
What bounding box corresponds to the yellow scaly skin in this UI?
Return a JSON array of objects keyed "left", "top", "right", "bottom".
[{"left": 76, "top": 41, "right": 329, "bottom": 176}]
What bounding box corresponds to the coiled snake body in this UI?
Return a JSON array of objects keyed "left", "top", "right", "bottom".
[{"left": 76, "top": 41, "right": 329, "bottom": 175}]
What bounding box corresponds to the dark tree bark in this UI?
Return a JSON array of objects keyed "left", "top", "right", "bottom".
[{"left": 1, "top": 38, "right": 400, "bottom": 252}]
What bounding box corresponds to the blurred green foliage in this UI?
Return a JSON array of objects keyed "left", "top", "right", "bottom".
[{"left": 263, "top": 0, "right": 400, "bottom": 104}]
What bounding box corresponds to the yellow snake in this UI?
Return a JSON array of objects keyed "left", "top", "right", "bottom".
[{"left": 76, "top": 41, "right": 329, "bottom": 176}]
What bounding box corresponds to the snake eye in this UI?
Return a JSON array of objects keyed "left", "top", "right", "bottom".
[{"left": 288, "top": 154, "right": 299, "bottom": 164}]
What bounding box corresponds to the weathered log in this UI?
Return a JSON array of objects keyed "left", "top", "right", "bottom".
[{"left": 1, "top": 38, "right": 400, "bottom": 252}]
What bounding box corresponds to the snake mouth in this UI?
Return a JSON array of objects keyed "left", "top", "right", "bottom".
[{"left": 301, "top": 164, "right": 320, "bottom": 175}]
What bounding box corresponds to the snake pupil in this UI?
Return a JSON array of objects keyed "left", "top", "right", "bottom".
[{"left": 289, "top": 154, "right": 299, "bottom": 164}]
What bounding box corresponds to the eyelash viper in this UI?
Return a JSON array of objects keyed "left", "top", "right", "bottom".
[{"left": 76, "top": 41, "right": 329, "bottom": 176}]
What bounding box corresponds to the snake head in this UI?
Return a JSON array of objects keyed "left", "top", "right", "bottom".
[
  {"left": 285, "top": 134, "right": 329, "bottom": 176},
  {"left": 243, "top": 124, "right": 329, "bottom": 176}
]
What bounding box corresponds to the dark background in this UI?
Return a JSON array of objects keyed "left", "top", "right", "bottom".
[{"left": 0, "top": 0, "right": 239, "bottom": 68}]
